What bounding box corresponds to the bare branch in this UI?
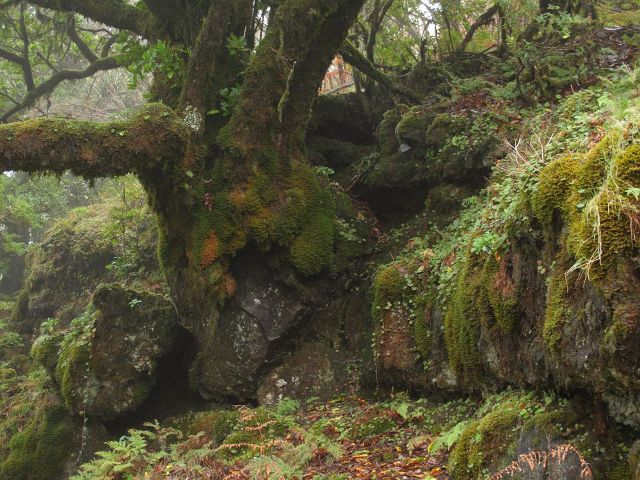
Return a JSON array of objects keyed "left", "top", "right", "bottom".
[
  {"left": 0, "top": 56, "right": 122, "bottom": 122},
  {"left": 18, "top": 3, "right": 35, "bottom": 91},
  {"left": 0, "top": 103, "right": 189, "bottom": 178},
  {"left": 66, "top": 14, "right": 98, "bottom": 62}
]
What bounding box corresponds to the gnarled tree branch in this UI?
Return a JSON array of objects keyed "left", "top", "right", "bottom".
[
  {"left": 339, "top": 41, "right": 422, "bottom": 104},
  {"left": 0, "top": 103, "right": 189, "bottom": 178},
  {"left": 458, "top": 3, "right": 500, "bottom": 52},
  {"left": 226, "top": 0, "right": 366, "bottom": 156},
  {"left": 179, "top": 0, "right": 251, "bottom": 120}
]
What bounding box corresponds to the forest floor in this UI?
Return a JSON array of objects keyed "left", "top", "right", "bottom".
[{"left": 223, "top": 396, "right": 451, "bottom": 480}]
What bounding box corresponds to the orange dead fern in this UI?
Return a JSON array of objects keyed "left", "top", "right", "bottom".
[{"left": 491, "top": 444, "right": 593, "bottom": 480}]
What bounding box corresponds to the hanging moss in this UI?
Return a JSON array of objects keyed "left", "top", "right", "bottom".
[
  {"left": 413, "top": 307, "right": 432, "bottom": 362},
  {"left": 483, "top": 255, "right": 520, "bottom": 334},
  {"left": 55, "top": 330, "right": 92, "bottom": 413},
  {"left": 444, "top": 247, "right": 489, "bottom": 385},
  {"left": 543, "top": 264, "right": 572, "bottom": 356},
  {"left": 0, "top": 403, "right": 75, "bottom": 480}
]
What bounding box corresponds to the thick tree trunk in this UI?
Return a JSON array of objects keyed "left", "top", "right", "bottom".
[{"left": 1, "top": 0, "right": 365, "bottom": 401}]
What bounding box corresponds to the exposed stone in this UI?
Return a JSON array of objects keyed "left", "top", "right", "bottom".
[{"left": 257, "top": 342, "right": 347, "bottom": 406}]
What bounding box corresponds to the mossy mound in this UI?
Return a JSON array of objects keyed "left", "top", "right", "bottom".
[
  {"left": 531, "top": 132, "right": 640, "bottom": 276},
  {"left": 448, "top": 392, "right": 634, "bottom": 480},
  {"left": 0, "top": 400, "right": 76, "bottom": 480},
  {"left": 12, "top": 199, "right": 158, "bottom": 334},
  {"left": 188, "top": 157, "right": 370, "bottom": 278}
]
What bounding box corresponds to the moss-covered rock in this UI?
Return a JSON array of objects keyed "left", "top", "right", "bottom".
[{"left": 55, "top": 284, "right": 178, "bottom": 418}]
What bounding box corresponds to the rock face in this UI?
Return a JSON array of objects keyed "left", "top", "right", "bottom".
[
  {"left": 371, "top": 131, "right": 640, "bottom": 430},
  {"left": 55, "top": 284, "right": 179, "bottom": 418}
]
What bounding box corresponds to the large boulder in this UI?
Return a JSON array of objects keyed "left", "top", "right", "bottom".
[{"left": 53, "top": 284, "right": 179, "bottom": 418}]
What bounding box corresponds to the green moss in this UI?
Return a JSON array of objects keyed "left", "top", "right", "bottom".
[
  {"left": 426, "top": 113, "right": 467, "bottom": 148},
  {"left": 444, "top": 247, "right": 489, "bottom": 385},
  {"left": 613, "top": 143, "right": 640, "bottom": 186},
  {"left": 531, "top": 154, "right": 579, "bottom": 227},
  {"left": 31, "top": 333, "right": 62, "bottom": 376},
  {"left": 0, "top": 403, "right": 75, "bottom": 480},
  {"left": 54, "top": 314, "right": 94, "bottom": 414},
  {"left": 290, "top": 210, "right": 334, "bottom": 275},
  {"left": 567, "top": 189, "right": 632, "bottom": 272},
  {"left": 189, "top": 156, "right": 337, "bottom": 276},
  {"left": 395, "top": 107, "right": 431, "bottom": 144},
  {"left": 543, "top": 265, "right": 572, "bottom": 356},
  {"left": 575, "top": 131, "right": 621, "bottom": 194},
  {"left": 190, "top": 410, "right": 239, "bottom": 445},
  {"left": 413, "top": 308, "right": 432, "bottom": 362},
  {"left": 448, "top": 399, "right": 520, "bottom": 480},
  {"left": 483, "top": 256, "right": 519, "bottom": 334}
]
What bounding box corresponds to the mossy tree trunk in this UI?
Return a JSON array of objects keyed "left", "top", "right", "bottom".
[{"left": 0, "top": 0, "right": 365, "bottom": 396}]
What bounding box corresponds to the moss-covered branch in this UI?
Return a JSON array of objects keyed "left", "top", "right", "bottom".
[
  {"left": 339, "top": 41, "right": 422, "bottom": 104},
  {"left": 0, "top": 103, "right": 189, "bottom": 178},
  {"left": 26, "top": 0, "right": 154, "bottom": 37}
]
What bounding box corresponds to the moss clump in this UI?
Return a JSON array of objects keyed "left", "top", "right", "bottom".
[
  {"left": 0, "top": 403, "right": 75, "bottom": 480},
  {"left": 448, "top": 398, "right": 520, "bottom": 479},
  {"left": 614, "top": 143, "right": 640, "bottom": 186},
  {"left": 371, "top": 264, "right": 405, "bottom": 319},
  {"left": 190, "top": 410, "right": 239, "bottom": 445},
  {"left": 567, "top": 189, "right": 632, "bottom": 272},
  {"left": 30, "top": 332, "right": 63, "bottom": 376},
  {"left": 531, "top": 154, "right": 579, "bottom": 227},
  {"left": 190, "top": 157, "right": 337, "bottom": 276},
  {"left": 426, "top": 113, "right": 467, "bottom": 148},
  {"left": 574, "top": 131, "right": 622, "bottom": 194},
  {"left": 395, "top": 106, "right": 432, "bottom": 144}
]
